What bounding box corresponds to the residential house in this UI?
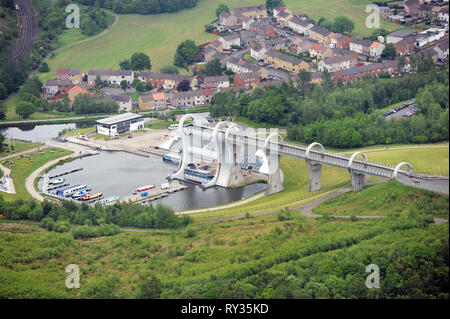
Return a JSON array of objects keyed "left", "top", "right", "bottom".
[
  {"left": 226, "top": 57, "right": 260, "bottom": 74},
  {"left": 310, "top": 72, "right": 323, "bottom": 85},
  {"left": 264, "top": 50, "right": 309, "bottom": 73},
  {"left": 349, "top": 38, "right": 374, "bottom": 56},
  {"left": 251, "top": 21, "right": 277, "bottom": 39},
  {"left": 309, "top": 25, "right": 334, "bottom": 45},
  {"left": 57, "top": 68, "right": 83, "bottom": 84},
  {"left": 137, "top": 72, "right": 197, "bottom": 90},
  {"left": 291, "top": 37, "right": 314, "bottom": 54},
  {"left": 405, "top": 0, "right": 420, "bottom": 16},
  {"left": 109, "top": 95, "right": 132, "bottom": 112},
  {"left": 433, "top": 39, "right": 449, "bottom": 61},
  {"left": 87, "top": 70, "right": 134, "bottom": 86},
  {"left": 394, "top": 37, "right": 416, "bottom": 55},
  {"left": 386, "top": 29, "right": 417, "bottom": 44},
  {"left": 288, "top": 17, "right": 313, "bottom": 35},
  {"left": 333, "top": 60, "right": 398, "bottom": 83},
  {"left": 318, "top": 55, "right": 356, "bottom": 72},
  {"left": 138, "top": 93, "right": 168, "bottom": 110},
  {"left": 219, "top": 12, "right": 238, "bottom": 27},
  {"left": 277, "top": 11, "right": 293, "bottom": 27},
  {"left": 44, "top": 79, "right": 73, "bottom": 99},
  {"left": 273, "top": 6, "right": 292, "bottom": 19},
  {"left": 262, "top": 37, "right": 288, "bottom": 50},
  {"left": 240, "top": 15, "right": 255, "bottom": 30},
  {"left": 220, "top": 33, "right": 240, "bottom": 50},
  {"left": 370, "top": 42, "right": 385, "bottom": 57},
  {"left": 231, "top": 5, "right": 267, "bottom": 20},
  {"left": 309, "top": 44, "right": 334, "bottom": 59},
  {"left": 68, "top": 85, "right": 89, "bottom": 103},
  {"left": 203, "top": 76, "right": 230, "bottom": 90},
  {"left": 56, "top": 68, "right": 70, "bottom": 81},
  {"left": 330, "top": 34, "right": 352, "bottom": 49},
  {"left": 170, "top": 89, "right": 213, "bottom": 107},
  {"left": 233, "top": 72, "right": 261, "bottom": 87},
  {"left": 434, "top": 6, "right": 449, "bottom": 23},
  {"left": 240, "top": 30, "right": 265, "bottom": 47},
  {"left": 208, "top": 39, "right": 223, "bottom": 52},
  {"left": 250, "top": 45, "right": 267, "bottom": 60}
]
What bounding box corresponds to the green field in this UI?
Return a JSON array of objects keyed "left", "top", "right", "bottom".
[
  {"left": 0, "top": 147, "right": 72, "bottom": 201},
  {"left": 0, "top": 140, "right": 43, "bottom": 158},
  {"left": 313, "top": 180, "right": 449, "bottom": 218},
  {"left": 41, "top": 0, "right": 403, "bottom": 81}
]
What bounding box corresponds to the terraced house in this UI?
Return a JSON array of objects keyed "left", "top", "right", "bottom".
[
  {"left": 137, "top": 72, "right": 197, "bottom": 90},
  {"left": 231, "top": 5, "right": 267, "bottom": 20},
  {"left": 87, "top": 69, "right": 134, "bottom": 86},
  {"left": 288, "top": 17, "right": 313, "bottom": 35},
  {"left": 318, "top": 55, "right": 356, "bottom": 72},
  {"left": 264, "top": 50, "right": 309, "bottom": 73},
  {"left": 57, "top": 68, "right": 83, "bottom": 84},
  {"left": 170, "top": 89, "right": 213, "bottom": 107},
  {"left": 308, "top": 25, "right": 334, "bottom": 45}
]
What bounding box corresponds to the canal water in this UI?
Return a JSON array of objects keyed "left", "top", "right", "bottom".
[
  {"left": 0, "top": 123, "right": 83, "bottom": 142},
  {"left": 38, "top": 150, "right": 266, "bottom": 211}
]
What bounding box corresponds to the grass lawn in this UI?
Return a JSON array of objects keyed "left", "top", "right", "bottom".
[
  {"left": 313, "top": 180, "right": 449, "bottom": 218},
  {"left": 123, "top": 92, "right": 143, "bottom": 101},
  {"left": 0, "top": 140, "right": 43, "bottom": 158},
  {"left": 189, "top": 156, "right": 351, "bottom": 224},
  {"left": 40, "top": 0, "right": 404, "bottom": 80},
  {"left": 63, "top": 127, "right": 96, "bottom": 137},
  {"left": 0, "top": 147, "right": 73, "bottom": 201},
  {"left": 145, "top": 119, "right": 177, "bottom": 130},
  {"left": 2, "top": 95, "right": 74, "bottom": 122}
]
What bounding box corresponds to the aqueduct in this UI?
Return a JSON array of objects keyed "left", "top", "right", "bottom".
[{"left": 168, "top": 114, "right": 449, "bottom": 195}]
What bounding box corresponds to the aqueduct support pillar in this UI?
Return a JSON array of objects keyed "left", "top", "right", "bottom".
[
  {"left": 305, "top": 142, "right": 324, "bottom": 192},
  {"left": 265, "top": 133, "right": 284, "bottom": 195},
  {"left": 216, "top": 124, "right": 245, "bottom": 187},
  {"left": 348, "top": 151, "right": 368, "bottom": 191}
]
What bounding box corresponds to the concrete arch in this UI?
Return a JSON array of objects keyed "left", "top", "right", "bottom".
[
  {"left": 348, "top": 151, "right": 368, "bottom": 169},
  {"left": 203, "top": 122, "right": 230, "bottom": 188},
  {"left": 305, "top": 142, "right": 324, "bottom": 160},
  {"left": 393, "top": 162, "right": 413, "bottom": 179},
  {"left": 264, "top": 132, "right": 283, "bottom": 152},
  {"left": 171, "top": 114, "right": 206, "bottom": 180},
  {"left": 225, "top": 123, "right": 242, "bottom": 158}
]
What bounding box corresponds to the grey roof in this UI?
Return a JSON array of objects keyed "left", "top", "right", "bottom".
[
  {"left": 222, "top": 33, "right": 240, "bottom": 41},
  {"left": 310, "top": 25, "right": 332, "bottom": 37},
  {"left": 322, "top": 55, "right": 355, "bottom": 65},
  {"left": 45, "top": 79, "right": 72, "bottom": 86},
  {"left": 265, "top": 50, "right": 304, "bottom": 65},
  {"left": 108, "top": 95, "right": 131, "bottom": 103},
  {"left": 235, "top": 71, "right": 260, "bottom": 80},
  {"left": 204, "top": 75, "right": 229, "bottom": 83},
  {"left": 232, "top": 5, "right": 266, "bottom": 16},
  {"left": 350, "top": 38, "right": 374, "bottom": 47},
  {"left": 96, "top": 113, "right": 143, "bottom": 125},
  {"left": 278, "top": 11, "right": 290, "bottom": 18},
  {"left": 387, "top": 29, "right": 417, "bottom": 38},
  {"left": 264, "top": 38, "right": 287, "bottom": 46},
  {"left": 88, "top": 69, "right": 133, "bottom": 76},
  {"left": 289, "top": 17, "right": 311, "bottom": 27},
  {"left": 138, "top": 72, "right": 193, "bottom": 82},
  {"left": 68, "top": 69, "right": 81, "bottom": 75}
]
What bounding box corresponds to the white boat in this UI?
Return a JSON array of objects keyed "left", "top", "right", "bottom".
[
  {"left": 72, "top": 191, "right": 88, "bottom": 199},
  {"left": 99, "top": 195, "right": 119, "bottom": 204},
  {"left": 50, "top": 178, "right": 64, "bottom": 185},
  {"left": 161, "top": 183, "right": 170, "bottom": 190}
]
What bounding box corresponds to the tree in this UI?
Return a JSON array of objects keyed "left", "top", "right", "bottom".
[
  {"left": 137, "top": 274, "right": 162, "bottom": 299},
  {"left": 94, "top": 74, "right": 106, "bottom": 90},
  {"left": 15, "top": 101, "right": 35, "bottom": 119},
  {"left": 160, "top": 65, "right": 179, "bottom": 74},
  {"left": 382, "top": 44, "right": 397, "bottom": 60},
  {"left": 332, "top": 16, "right": 355, "bottom": 34},
  {"left": 204, "top": 24, "right": 215, "bottom": 33},
  {"left": 296, "top": 70, "right": 311, "bottom": 96},
  {"left": 0, "top": 82, "right": 6, "bottom": 99},
  {"left": 119, "top": 59, "right": 131, "bottom": 70},
  {"left": 321, "top": 68, "right": 334, "bottom": 89},
  {"left": 177, "top": 79, "right": 191, "bottom": 92},
  {"left": 398, "top": 56, "right": 408, "bottom": 75},
  {"left": 266, "top": 0, "right": 285, "bottom": 11},
  {"left": 120, "top": 80, "right": 128, "bottom": 92},
  {"left": 0, "top": 100, "right": 6, "bottom": 120},
  {"left": 38, "top": 62, "right": 49, "bottom": 73},
  {"left": 174, "top": 40, "right": 199, "bottom": 68},
  {"left": 145, "top": 82, "right": 154, "bottom": 93},
  {"left": 215, "top": 4, "right": 229, "bottom": 17},
  {"left": 203, "top": 59, "right": 225, "bottom": 76},
  {"left": 130, "top": 52, "right": 151, "bottom": 71},
  {"left": 135, "top": 82, "right": 146, "bottom": 93}
]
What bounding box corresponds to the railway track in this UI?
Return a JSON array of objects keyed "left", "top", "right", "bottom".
[{"left": 13, "top": 0, "right": 37, "bottom": 59}]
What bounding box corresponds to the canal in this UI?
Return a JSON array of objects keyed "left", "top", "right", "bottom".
[{"left": 39, "top": 150, "right": 266, "bottom": 211}]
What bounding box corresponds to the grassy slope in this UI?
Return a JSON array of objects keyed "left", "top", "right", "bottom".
[
  {"left": 313, "top": 180, "right": 449, "bottom": 218},
  {"left": 42, "top": 0, "right": 402, "bottom": 80},
  {"left": 1, "top": 147, "right": 72, "bottom": 201},
  {"left": 0, "top": 185, "right": 447, "bottom": 298}
]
